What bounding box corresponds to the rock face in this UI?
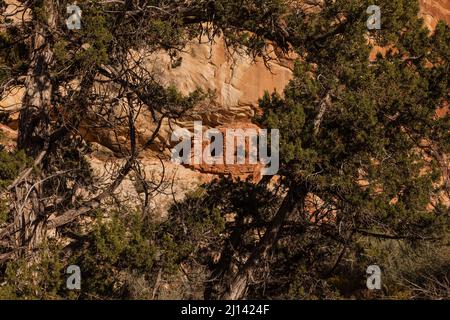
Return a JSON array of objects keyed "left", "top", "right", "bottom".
[
  {"left": 151, "top": 38, "right": 294, "bottom": 123},
  {"left": 143, "top": 38, "right": 293, "bottom": 179},
  {"left": 78, "top": 36, "right": 295, "bottom": 180},
  {"left": 420, "top": 0, "right": 450, "bottom": 30}
]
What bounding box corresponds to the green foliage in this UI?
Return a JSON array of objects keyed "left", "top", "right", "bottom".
[
  {"left": 0, "top": 30, "right": 29, "bottom": 82},
  {"left": 0, "top": 148, "right": 30, "bottom": 225},
  {"left": 0, "top": 209, "right": 161, "bottom": 299},
  {"left": 0, "top": 242, "right": 66, "bottom": 300},
  {"left": 0, "top": 198, "right": 7, "bottom": 225},
  {"left": 75, "top": 8, "right": 112, "bottom": 68},
  {"left": 71, "top": 210, "right": 157, "bottom": 299},
  {"left": 209, "top": 0, "right": 288, "bottom": 53},
  {"left": 159, "top": 187, "right": 227, "bottom": 274},
  {"left": 0, "top": 150, "right": 30, "bottom": 190},
  {"left": 250, "top": 0, "right": 450, "bottom": 299},
  {"left": 257, "top": 0, "right": 449, "bottom": 238},
  {"left": 357, "top": 238, "right": 450, "bottom": 299}
]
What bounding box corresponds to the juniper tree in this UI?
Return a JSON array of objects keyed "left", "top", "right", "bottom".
[{"left": 206, "top": 0, "right": 449, "bottom": 299}]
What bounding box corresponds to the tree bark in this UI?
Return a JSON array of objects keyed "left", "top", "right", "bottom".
[{"left": 11, "top": 0, "right": 56, "bottom": 251}]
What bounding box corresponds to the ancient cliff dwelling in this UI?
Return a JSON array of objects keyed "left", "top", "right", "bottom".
[{"left": 0, "top": 0, "right": 449, "bottom": 303}]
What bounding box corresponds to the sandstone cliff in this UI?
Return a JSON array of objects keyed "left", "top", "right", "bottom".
[{"left": 1, "top": 1, "right": 449, "bottom": 213}]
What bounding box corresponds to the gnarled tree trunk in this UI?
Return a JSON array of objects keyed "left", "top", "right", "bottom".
[
  {"left": 210, "top": 185, "right": 308, "bottom": 300},
  {"left": 11, "top": 0, "right": 56, "bottom": 251}
]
